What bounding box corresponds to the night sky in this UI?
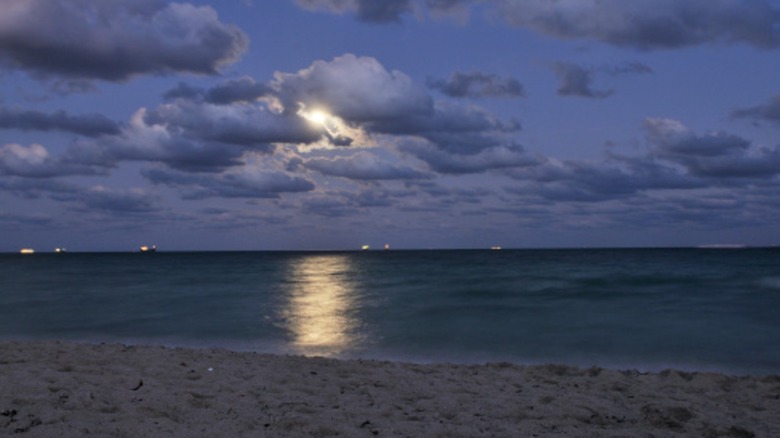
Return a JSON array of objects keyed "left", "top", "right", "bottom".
[{"left": 2, "top": 0, "right": 780, "bottom": 252}]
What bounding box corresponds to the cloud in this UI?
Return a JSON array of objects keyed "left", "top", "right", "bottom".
[
  {"left": 0, "top": 210, "right": 54, "bottom": 226},
  {"left": 367, "top": 101, "right": 520, "bottom": 154},
  {"left": 294, "top": 0, "right": 412, "bottom": 23},
  {"left": 732, "top": 95, "right": 780, "bottom": 125},
  {"left": 165, "top": 77, "right": 270, "bottom": 105},
  {"left": 425, "top": 0, "right": 471, "bottom": 12},
  {"left": 64, "top": 99, "right": 325, "bottom": 174},
  {"left": 0, "top": 143, "right": 55, "bottom": 177},
  {"left": 644, "top": 117, "right": 780, "bottom": 179},
  {"left": 494, "top": 0, "right": 780, "bottom": 50},
  {"left": 293, "top": 0, "right": 780, "bottom": 49},
  {"left": 143, "top": 100, "right": 319, "bottom": 148},
  {"left": 426, "top": 71, "right": 525, "bottom": 98},
  {"left": 143, "top": 166, "right": 315, "bottom": 199},
  {"left": 79, "top": 186, "right": 159, "bottom": 213},
  {"left": 205, "top": 76, "right": 271, "bottom": 104},
  {"left": 355, "top": 0, "right": 413, "bottom": 22},
  {"left": 508, "top": 156, "right": 700, "bottom": 202},
  {"left": 401, "top": 140, "right": 540, "bottom": 174},
  {"left": 302, "top": 150, "right": 430, "bottom": 180},
  {"left": 0, "top": 106, "right": 121, "bottom": 137},
  {"left": 271, "top": 54, "right": 433, "bottom": 121},
  {"left": 0, "top": 0, "right": 248, "bottom": 81},
  {"left": 0, "top": 142, "right": 104, "bottom": 178},
  {"left": 163, "top": 82, "right": 206, "bottom": 101},
  {"left": 550, "top": 62, "right": 613, "bottom": 99},
  {"left": 64, "top": 108, "right": 248, "bottom": 173},
  {"left": 270, "top": 54, "right": 522, "bottom": 157}
]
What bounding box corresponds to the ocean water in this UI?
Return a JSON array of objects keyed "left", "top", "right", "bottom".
[{"left": 1, "top": 248, "right": 779, "bottom": 375}]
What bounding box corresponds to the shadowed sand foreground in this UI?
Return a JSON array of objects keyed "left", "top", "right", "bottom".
[{"left": 1, "top": 341, "right": 778, "bottom": 437}]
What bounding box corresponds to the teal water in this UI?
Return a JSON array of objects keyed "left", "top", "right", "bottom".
[{"left": 1, "top": 248, "right": 778, "bottom": 374}]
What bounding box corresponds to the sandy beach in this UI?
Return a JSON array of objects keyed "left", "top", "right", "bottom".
[{"left": 1, "top": 341, "right": 778, "bottom": 437}]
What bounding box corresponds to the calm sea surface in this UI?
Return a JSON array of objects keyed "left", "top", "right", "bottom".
[{"left": 1, "top": 248, "right": 779, "bottom": 374}]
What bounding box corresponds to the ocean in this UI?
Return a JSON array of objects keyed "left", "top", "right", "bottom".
[{"left": 1, "top": 248, "right": 779, "bottom": 375}]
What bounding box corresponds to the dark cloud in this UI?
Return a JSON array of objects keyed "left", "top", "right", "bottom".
[
  {"left": 0, "top": 175, "right": 78, "bottom": 199},
  {"left": 426, "top": 71, "right": 525, "bottom": 98},
  {"left": 205, "top": 76, "right": 271, "bottom": 104},
  {"left": 501, "top": 118, "right": 780, "bottom": 205},
  {"left": 368, "top": 101, "right": 520, "bottom": 155},
  {"left": 0, "top": 0, "right": 248, "bottom": 81},
  {"left": 732, "top": 95, "right": 780, "bottom": 125},
  {"left": 495, "top": 0, "right": 780, "bottom": 50},
  {"left": 550, "top": 62, "right": 613, "bottom": 99},
  {"left": 356, "top": 0, "right": 412, "bottom": 23},
  {"left": 0, "top": 106, "right": 121, "bottom": 137},
  {"left": 644, "top": 117, "right": 780, "bottom": 179},
  {"left": 401, "top": 141, "right": 540, "bottom": 174},
  {"left": 163, "top": 82, "right": 205, "bottom": 101},
  {"left": 143, "top": 166, "right": 315, "bottom": 199},
  {"left": 295, "top": 0, "right": 412, "bottom": 23},
  {"left": 0, "top": 210, "right": 54, "bottom": 226},
  {"left": 425, "top": 0, "right": 470, "bottom": 12},
  {"left": 508, "top": 156, "right": 700, "bottom": 203},
  {"left": 294, "top": 1, "right": 780, "bottom": 50},
  {"left": 303, "top": 151, "right": 430, "bottom": 180},
  {"left": 79, "top": 186, "right": 159, "bottom": 213}
]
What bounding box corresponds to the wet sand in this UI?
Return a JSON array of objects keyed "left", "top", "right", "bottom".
[{"left": 1, "top": 341, "right": 778, "bottom": 437}]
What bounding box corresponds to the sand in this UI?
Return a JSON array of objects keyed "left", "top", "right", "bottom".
[{"left": 1, "top": 341, "right": 778, "bottom": 437}]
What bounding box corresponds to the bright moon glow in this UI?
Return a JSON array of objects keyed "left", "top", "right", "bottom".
[
  {"left": 295, "top": 104, "right": 374, "bottom": 150},
  {"left": 308, "top": 110, "right": 328, "bottom": 125},
  {"left": 297, "top": 105, "right": 331, "bottom": 127}
]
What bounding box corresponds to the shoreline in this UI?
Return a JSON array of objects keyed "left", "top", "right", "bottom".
[{"left": 2, "top": 340, "right": 778, "bottom": 437}]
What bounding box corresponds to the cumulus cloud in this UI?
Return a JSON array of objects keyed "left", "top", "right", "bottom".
[
  {"left": 508, "top": 156, "right": 700, "bottom": 203},
  {"left": 268, "top": 55, "right": 522, "bottom": 157},
  {"left": 63, "top": 99, "right": 326, "bottom": 174},
  {"left": 0, "top": 142, "right": 104, "bottom": 178},
  {"left": 63, "top": 109, "right": 246, "bottom": 173},
  {"left": 0, "top": 0, "right": 248, "bottom": 81},
  {"left": 143, "top": 166, "right": 315, "bottom": 199},
  {"left": 0, "top": 143, "right": 54, "bottom": 177},
  {"left": 644, "top": 118, "right": 780, "bottom": 179},
  {"left": 303, "top": 150, "right": 430, "bottom": 180},
  {"left": 494, "top": 0, "right": 780, "bottom": 50},
  {"left": 0, "top": 106, "right": 121, "bottom": 137},
  {"left": 144, "top": 100, "right": 319, "bottom": 148},
  {"left": 426, "top": 71, "right": 525, "bottom": 98},
  {"left": 401, "top": 140, "right": 540, "bottom": 174},
  {"left": 368, "top": 101, "right": 520, "bottom": 154},
  {"left": 732, "top": 95, "right": 780, "bottom": 125},
  {"left": 271, "top": 54, "right": 433, "bottom": 121}
]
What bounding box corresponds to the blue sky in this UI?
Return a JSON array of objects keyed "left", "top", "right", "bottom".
[{"left": 2, "top": 0, "right": 780, "bottom": 251}]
